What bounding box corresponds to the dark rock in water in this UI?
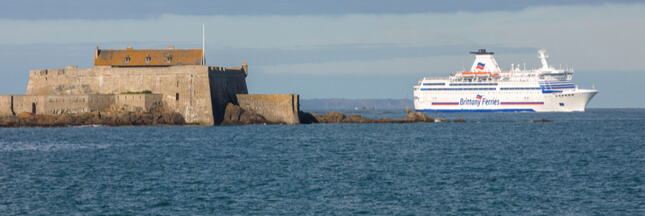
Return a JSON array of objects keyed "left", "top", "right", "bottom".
[
  {"left": 453, "top": 118, "right": 467, "bottom": 123},
  {"left": 299, "top": 108, "right": 447, "bottom": 124},
  {"left": 343, "top": 114, "right": 377, "bottom": 123},
  {"left": 0, "top": 105, "right": 185, "bottom": 127},
  {"left": 403, "top": 108, "right": 435, "bottom": 123},
  {"left": 298, "top": 111, "right": 318, "bottom": 124},
  {"left": 324, "top": 112, "right": 346, "bottom": 123},
  {"left": 533, "top": 118, "right": 554, "bottom": 122},
  {"left": 378, "top": 117, "right": 392, "bottom": 123},
  {"left": 221, "top": 103, "right": 274, "bottom": 125}
]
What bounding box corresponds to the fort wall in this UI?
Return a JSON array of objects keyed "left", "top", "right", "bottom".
[
  {"left": 0, "top": 96, "right": 14, "bottom": 116},
  {"left": 26, "top": 65, "right": 247, "bottom": 125},
  {"left": 0, "top": 94, "right": 163, "bottom": 116},
  {"left": 237, "top": 94, "right": 300, "bottom": 124},
  {"left": 115, "top": 94, "right": 163, "bottom": 111}
]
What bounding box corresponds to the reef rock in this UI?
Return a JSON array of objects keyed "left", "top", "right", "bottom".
[
  {"left": 221, "top": 103, "right": 274, "bottom": 125},
  {"left": 533, "top": 118, "right": 554, "bottom": 122},
  {"left": 403, "top": 108, "right": 435, "bottom": 123},
  {"left": 296, "top": 109, "right": 446, "bottom": 124},
  {"left": 0, "top": 105, "right": 185, "bottom": 127}
]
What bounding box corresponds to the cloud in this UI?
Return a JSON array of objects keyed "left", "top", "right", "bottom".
[
  {"left": 1, "top": 3, "right": 645, "bottom": 106},
  {"left": 257, "top": 56, "right": 472, "bottom": 75},
  {"left": 2, "top": 0, "right": 640, "bottom": 20}
]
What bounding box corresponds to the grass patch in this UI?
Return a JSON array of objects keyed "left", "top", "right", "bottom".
[{"left": 121, "top": 90, "right": 153, "bottom": 94}]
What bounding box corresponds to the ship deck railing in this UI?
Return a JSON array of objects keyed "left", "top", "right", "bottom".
[{"left": 420, "top": 77, "right": 449, "bottom": 81}]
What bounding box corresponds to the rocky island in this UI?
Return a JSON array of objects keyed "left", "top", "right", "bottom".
[
  {"left": 220, "top": 103, "right": 443, "bottom": 125},
  {"left": 0, "top": 45, "right": 552, "bottom": 127}
]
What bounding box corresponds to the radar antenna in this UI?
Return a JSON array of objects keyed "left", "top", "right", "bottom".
[{"left": 538, "top": 49, "right": 549, "bottom": 69}]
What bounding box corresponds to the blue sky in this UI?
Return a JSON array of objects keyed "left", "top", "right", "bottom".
[{"left": 1, "top": 0, "right": 644, "bottom": 108}]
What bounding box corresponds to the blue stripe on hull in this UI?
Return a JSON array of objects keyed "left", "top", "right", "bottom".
[{"left": 416, "top": 109, "right": 536, "bottom": 113}]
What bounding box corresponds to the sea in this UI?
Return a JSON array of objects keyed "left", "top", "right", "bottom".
[{"left": 0, "top": 108, "right": 643, "bottom": 215}]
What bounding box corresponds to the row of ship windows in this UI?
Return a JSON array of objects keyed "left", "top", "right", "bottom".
[
  {"left": 556, "top": 94, "right": 575, "bottom": 97},
  {"left": 422, "top": 92, "right": 539, "bottom": 95},
  {"left": 422, "top": 83, "right": 499, "bottom": 86},
  {"left": 499, "top": 87, "right": 541, "bottom": 90},
  {"left": 420, "top": 87, "right": 540, "bottom": 91},
  {"left": 450, "top": 83, "right": 498, "bottom": 86},
  {"left": 421, "top": 88, "right": 496, "bottom": 91}
]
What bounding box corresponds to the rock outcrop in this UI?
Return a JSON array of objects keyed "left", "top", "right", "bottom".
[
  {"left": 222, "top": 104, "right": 444, "bottom": 125},
  {"left": 298, "top": 107, "right": 446, "bottom": 124},
  {"left": 305, "top": 112, "right": 378, "bottom": 124},
  {"left": 453, "top": 118, "right": 467, "bottom": 123},
  {"left": 533, "top": 118, "right": 554, "bottom": 122},
  {"left": 0, "top": 104, "right": 185, "bottom": 127},
  {"left": 220, "top": 103, "right": 275, "bottom": 125}
]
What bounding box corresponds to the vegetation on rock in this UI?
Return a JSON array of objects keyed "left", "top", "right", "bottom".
[{"left": 120, "top": 90, "right": 153, "bottom": 94}]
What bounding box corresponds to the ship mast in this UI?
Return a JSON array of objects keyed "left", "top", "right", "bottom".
[{"left": 202, "top": 23, "right": 205, "bottom": 65}]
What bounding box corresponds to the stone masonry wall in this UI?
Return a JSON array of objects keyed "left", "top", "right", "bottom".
[
  {"left": 5, "top": 95, "right": 114, "bottom": 115},
  {"left": 0, "top": 94, "right": 163, "bottom": 116},
  {"left": 26, "top": 65, "right": 247, "bottom": 125},
  {"left": 115, "top": 94, "right": 163, "bottom": 111},
  {"left": 237, "top": 94, "right": 300, "bottom": 125},
  {"left": 0, "top": 96, "right": 13, "bottom": 116}
]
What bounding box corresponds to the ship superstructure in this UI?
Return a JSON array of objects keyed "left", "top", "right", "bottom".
[{"left": 413, "top": 49, "right": 598, "bottom": 112}]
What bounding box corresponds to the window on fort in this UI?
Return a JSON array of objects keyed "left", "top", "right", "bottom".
[
  {"left": 166, "top": 56, "right": 172, "bottom": 63},
  {"left": 125, "top": 55, "right": 130, "bottom": 64},
  {"left": 145, "top": 55, "right": 151, "bottom": 64},
  {"left": 176, "top": 93, "right": 179, "bottom": 101}
]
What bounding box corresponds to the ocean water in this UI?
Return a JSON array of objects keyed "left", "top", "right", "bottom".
[{"left": 0, "top": 108, "right": 644, "bottom": 215}]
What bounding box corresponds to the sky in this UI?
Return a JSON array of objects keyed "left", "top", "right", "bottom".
[{"left": 1, "top": 0, "right": 644, "bottom": 108}]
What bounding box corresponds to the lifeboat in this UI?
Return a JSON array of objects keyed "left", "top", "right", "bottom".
[
  {"left": 476, "top": 72, "right": 490, "bottom": 77},
  {"left": 460, "top": 72, "right": 475, "bottom": 78}
]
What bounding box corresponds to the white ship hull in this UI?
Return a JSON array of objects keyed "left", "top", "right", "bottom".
[
  {"left": 414, "top": 88, "right": 597, "bottom": 112},
  {"left": 413, "top": 49, "right": 598, "bottom": 112}
]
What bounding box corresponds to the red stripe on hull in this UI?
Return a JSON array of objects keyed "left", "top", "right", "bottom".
[{"left": 501, "top": 102, "right": 544, "bottom": 105}]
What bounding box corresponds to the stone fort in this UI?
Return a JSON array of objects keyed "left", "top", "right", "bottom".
[{"left": 0, "top": 46, "right": 300, "bottom": 125}]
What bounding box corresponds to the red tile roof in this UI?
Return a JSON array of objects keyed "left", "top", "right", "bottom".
[{"left": 94, "top": 47, "right": 203, "bottom": 67}]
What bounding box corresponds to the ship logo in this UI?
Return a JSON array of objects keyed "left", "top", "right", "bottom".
[
  {"left": 476, "top": 94, "right": 483, "bottom": 100},
  {"left": 476, "top": 62, "right": 485, "bottom": 70}
]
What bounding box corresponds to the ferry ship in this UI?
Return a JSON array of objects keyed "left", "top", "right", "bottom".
[{"left": 413, "top": 49, "right": 597, "bottom": 112}]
